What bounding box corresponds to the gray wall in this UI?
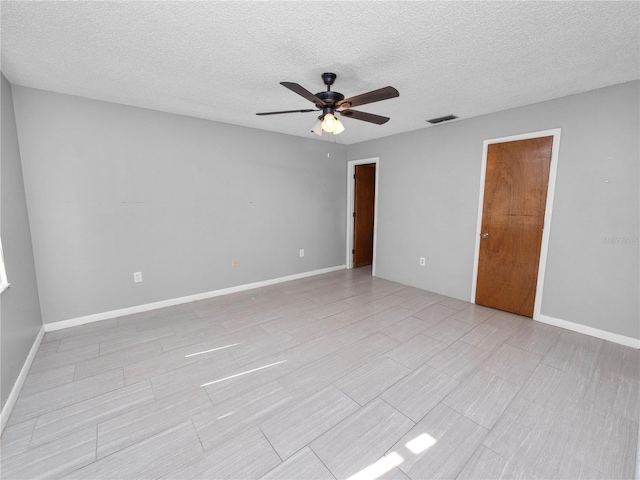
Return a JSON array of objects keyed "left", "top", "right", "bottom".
[
  {"left": 12, "top": 87, "right": 347, "bottom": 324},
  {"left": 1, "top": 74, "right": 43, "bottom": 409},
  {"left": 8, "top": 80, "right": 639, "bottom": 341},
  {"left": 348, "top": 81, "right": 639, "bottom": 340}
]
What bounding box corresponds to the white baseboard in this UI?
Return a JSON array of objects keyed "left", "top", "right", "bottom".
[
  {"left": 44, "top": 265, "right": 346, "bottom": 333},
  {"left": 537, "top": 314, "right": 640, "bottom": 349},
  {"left": 1, "top": 325, "right": 45, "bottom": 433}
]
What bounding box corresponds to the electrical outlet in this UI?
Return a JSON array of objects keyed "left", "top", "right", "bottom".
[
  {"left": 232, "top": 258, "right": 238, "bottom": 267},
  {"left": 299, "top": 249, "right": 305, "bottom": 257},
  {"left": 134, "top": 271, "right": 142, "bottom": 282},
  {"left": 419, "top": 257, "right": 426, "bottom": 267}
]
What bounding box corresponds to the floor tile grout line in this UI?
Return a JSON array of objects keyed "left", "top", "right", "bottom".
[
  {"left": 94, "top": 423, "right": 98, "bottom": 469},
  {"left": 8, "top": 366, "right": 128, "bottom": 425},
  {"left": 20, "top": 378, "right": 156, "bottom": 451},
  {"left": 257, "top": 424, "right": 285, "bottom": 463},
  {"left": 190, "top": 417, "right": 206, "bottom": 454},
  {"left": 376, "top": 396, "right": 418, "bottom": 427},
  {"left": 475, "top": 364, "right": 551, "bottom": 478},
  {"left": 305, "top": 397, "right": 414, "bottom": 480},
  {"left": 24, "top": 410, "right": 39, "bottom": 453},
  {"left": 87, "top": 417, "right": 200, "bottom": 470}
]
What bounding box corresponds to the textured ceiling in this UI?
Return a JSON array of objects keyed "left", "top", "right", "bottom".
[{"left": 1, "top": 1, "right": 639, "bottom": 145}]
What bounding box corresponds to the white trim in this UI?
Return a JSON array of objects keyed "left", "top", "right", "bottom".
[
  {"left": 346, "top": 157, "right": 380, "bottom": 275},
  {"left": 533, "top": 130, "right": 562, "bottom": 319},
  {"left": 0, "top": 240, "right": 9, "bottom": 288},
  {"left": 537, "top": 314, "right": 640, "bottom": 349},
  {"left": 471, "top": 128, "right": 562, "bottom": 322},
  {"left": 44, "top": 265, "right": 345, "bottom": 332},
  {"left": 1, "top": 325, "right": 45, "bottom": 433},
  {"left": 470, "top": 144, "right": 489, "bottom": 301}
]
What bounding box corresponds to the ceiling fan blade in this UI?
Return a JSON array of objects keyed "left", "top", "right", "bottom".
[
  {"left": 281, "top": 82, "right": 327, "bottom": 106},
  {"left": 256, "top": 109, "right": 318, "bottom": 116},
  {"left": 338, "top": 86, "right": 399, "bottom": 109},
  {"left": 339, "top": 109, "right": 390, "bottom": 125}
]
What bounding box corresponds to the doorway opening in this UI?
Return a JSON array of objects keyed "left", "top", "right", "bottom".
[
  {"left": 346, "top": 157, "right": 379, "bottom": 275},
  {"left": 471, "top": 129, "right": 561, "bottom": 319}
]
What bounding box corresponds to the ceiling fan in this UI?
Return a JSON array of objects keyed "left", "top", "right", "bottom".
[{"left": 256, "top": 73, "right": 399, "bottom": 136}]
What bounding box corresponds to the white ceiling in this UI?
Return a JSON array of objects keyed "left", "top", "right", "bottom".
[{"left": 1, "top": 1, "right": 638, "bottom": 145}]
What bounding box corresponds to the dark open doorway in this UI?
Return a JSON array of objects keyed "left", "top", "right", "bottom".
[{"left": 353, "top": 163, "right": 376, "bottom": 268}]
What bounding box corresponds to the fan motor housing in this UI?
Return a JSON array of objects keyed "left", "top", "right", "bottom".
[{"left": 315, "top": 90, "right": 344, "bottom": 106}]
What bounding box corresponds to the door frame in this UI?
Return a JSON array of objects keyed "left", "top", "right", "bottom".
[
  {"left": 470, "top": 129, "right": 561, "bottom": 320},
  {"left": 346, "top": 157, "right": 380, "bottom": 274}
]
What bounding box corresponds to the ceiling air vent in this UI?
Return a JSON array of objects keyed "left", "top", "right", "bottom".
[{"left": 427, "top": 114, "right": 458, "bottom": 125}]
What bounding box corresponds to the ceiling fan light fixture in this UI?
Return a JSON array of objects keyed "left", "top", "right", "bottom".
[
  {"left": 257, "top": 73, "right": 398, "bottom": 135},
  {"left": 321, "top": 113, "right": 337, "bottom": 132},
  {"left": 311, "top": 118, "right": 323, "bottom": 136}
]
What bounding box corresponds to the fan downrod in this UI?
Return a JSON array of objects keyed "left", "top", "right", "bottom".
[{"left": 315, "top": 73, "right": 343, "bottom": 107}]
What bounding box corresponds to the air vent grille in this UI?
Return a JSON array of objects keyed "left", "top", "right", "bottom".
[{"left": 427, "top": 114, "right": 458, "bottom": 124}]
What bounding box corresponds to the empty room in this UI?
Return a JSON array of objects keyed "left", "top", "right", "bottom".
[{"left": 1, "top": 1, "right": 639, "bottom": 479}]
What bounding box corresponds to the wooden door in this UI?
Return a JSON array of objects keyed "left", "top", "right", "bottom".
[
  {"left": 353, "top": 164, "right": 376, "bottom": 267},
  {"left": 475, "top": 136, "right": 553, "bottom": 317}
]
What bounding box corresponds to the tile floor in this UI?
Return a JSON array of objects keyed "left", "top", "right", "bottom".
[{"left": 1, "top": 267, "right": 638, "bottom": 479}]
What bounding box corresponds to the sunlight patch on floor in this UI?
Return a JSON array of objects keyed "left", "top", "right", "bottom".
[
  {"left": 405, "top": 432, "right": 437, "bottom": 454},
  {"left": 345, "top": 453, "right": 403, "bottom": 480},
  {"left": 343, "top": 432, "right": 438, "bottom": 480}
]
